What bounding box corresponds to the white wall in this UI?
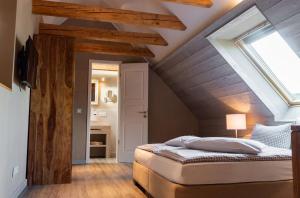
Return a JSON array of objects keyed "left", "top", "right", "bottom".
[
  {"left": 0, "top": 85, "right": 30, "bottom": 198},
  {"left": 0, "top": 0, "right": 39, "bottom": 197}
]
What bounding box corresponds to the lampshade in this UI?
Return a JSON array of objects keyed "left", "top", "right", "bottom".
[{"left": 226, "top": 114, "right": 247, "bottom": 130}]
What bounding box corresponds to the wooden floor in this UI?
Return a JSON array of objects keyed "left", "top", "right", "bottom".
[
  {"left": 89, "top": 158, "right": 117, "bottom": 164},
  {"left": 23, "top": 163, "right": 146, "bottom": 198}
]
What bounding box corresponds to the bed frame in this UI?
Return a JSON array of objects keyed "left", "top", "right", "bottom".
[
  {"left": 133, "top": 161, "right": 293, "bottom": 198},
  {"left": 292, "top": 125, "right": 300, "bottom": 198}
]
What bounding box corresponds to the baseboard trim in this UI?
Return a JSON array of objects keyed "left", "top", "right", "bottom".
[
  {"left": 72, "top": 160, "right": 86, "bottom": 165},
  {"left": 11, "top": 179, "right": 27, "bottom": 198}
]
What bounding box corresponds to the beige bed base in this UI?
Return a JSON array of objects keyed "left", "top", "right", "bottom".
[{"left": 133, "top": 161, "right": 293, "bottom": 198}]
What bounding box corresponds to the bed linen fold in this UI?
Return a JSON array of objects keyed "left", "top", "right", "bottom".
[{"left": 137, "top": 144, "right": 291, "bottom": 164}]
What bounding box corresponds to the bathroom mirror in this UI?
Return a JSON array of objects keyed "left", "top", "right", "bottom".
[{"left": 91, "top": 79, "right": 99, "bottom": 105}]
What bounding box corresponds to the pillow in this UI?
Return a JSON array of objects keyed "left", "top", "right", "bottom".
[
  {"left": 184, "top": 137, "right": 267, "bottom": 154},
  {"left": 251, "top": 123, "right": 292, "bottom": 149},
  {"left": 165, "top": 136, "right": 199, "bottom": 147}
]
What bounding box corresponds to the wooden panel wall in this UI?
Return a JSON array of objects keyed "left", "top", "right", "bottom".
[
  {"left": 154, "top": 0, "right": 298, "bottom": 137},
  {"left": 28, "top": 35, "right": 75, "bottom": 185}
]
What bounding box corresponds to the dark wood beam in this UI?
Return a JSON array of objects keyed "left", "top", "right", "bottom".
[
  {"left": 32, "top": 0, "right": 186, "bottom": 30},
  {"left": 39, "top": 23, "right": 168, "bottom": 46},
  {"left": 292, "top": 125, "right": 300, "bottom": 198},
  {"left": 161, "top": 0, "right": 213, "bottom": 7},
  {"left": 74, "top": 41, "right": 155, "bottom": 58}
]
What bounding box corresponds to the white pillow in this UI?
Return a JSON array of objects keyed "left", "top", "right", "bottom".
[
  {"left": 184, "top": 137, "right": 267, "bottom": 154},
  {"left": 251, "top": 123, "right": 292, "bottom": 149},
  {"left": 165, "top": 136, "right": 198, "bottom": 147}
]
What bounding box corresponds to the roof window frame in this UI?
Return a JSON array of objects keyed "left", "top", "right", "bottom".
[{"left": 235, "top": 22, "right": 300, "bottom": 106}]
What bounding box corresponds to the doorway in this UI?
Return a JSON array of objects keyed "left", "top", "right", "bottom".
[
  {"left": 87, "top": 60, "right": 120, "bottom": 163},
  {"left": 86, "top": 61, "right": 149, "bottom": 163}
]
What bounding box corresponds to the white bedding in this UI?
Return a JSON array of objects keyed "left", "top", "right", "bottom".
[
  {"left": 184, "top": 137, "right": 267, "bottom": 154},
  {"left": 135, "top": 148, "right": 293, "bottom": 185}
]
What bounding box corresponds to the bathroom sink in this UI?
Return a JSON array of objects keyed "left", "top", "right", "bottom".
[{"left": 90, "top": 125, "right": 111, "bottom": 131}]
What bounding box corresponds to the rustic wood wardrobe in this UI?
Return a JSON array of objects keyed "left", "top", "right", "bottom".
[{"left": 27, "top": 35, "right": 74, "bottom": 185}]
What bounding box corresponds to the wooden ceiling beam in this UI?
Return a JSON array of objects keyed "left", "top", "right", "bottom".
[
  {"left": 74, "top": 41, "right": 155, "bottom": 58},
  {"left": 32, "top": 0, "right": 186, "bottom": 30},
  {"left": 39, "top": 23, "right": 168, "bottom": 46},
  {"left": 161, "top": 0, "right": 213, "bottom": 7}
]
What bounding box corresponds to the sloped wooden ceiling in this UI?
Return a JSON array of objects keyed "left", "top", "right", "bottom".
[
  {"left": 154, "top": 0, "right": 300, "bottom": 137},
  {"left": 34, "top": 0, "right": 243, "bottom": 62},
  {"left": 33, "top": 0, "right": 178, "bottom": 58},
  {"left": 32, "top": 0, "right": 300, "bottom": 138}
]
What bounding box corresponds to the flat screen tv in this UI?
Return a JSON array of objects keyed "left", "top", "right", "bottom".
[{"left": 17, "top": 36, "right": 38, "bottom": 89}]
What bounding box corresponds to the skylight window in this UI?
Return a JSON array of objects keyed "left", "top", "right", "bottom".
[{"left": 237, "top": 25, "right": 300, "bottom": 105}]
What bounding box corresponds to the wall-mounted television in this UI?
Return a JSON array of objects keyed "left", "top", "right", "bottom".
[{"left": 17, "top": 36, "right": 38, "bottom": 89}]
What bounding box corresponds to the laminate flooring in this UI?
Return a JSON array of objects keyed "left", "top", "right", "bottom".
[{"left": 23, "top": 163, "right": 146, "bottom": 198}]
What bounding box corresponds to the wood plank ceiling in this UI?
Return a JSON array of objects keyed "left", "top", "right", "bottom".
[
  {"left": 32, "top": 0, "right": 214, "bottom": 58},
  {"left": 31, "top": 0, "right": 300, "bottom": 138},
  {"left": 154, "top": 0, "right": 300, "bottom": 137}
]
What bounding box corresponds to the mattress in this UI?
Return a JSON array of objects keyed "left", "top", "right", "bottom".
[{"left": 134, "top": 148, "right": 293, "bottom": 185}]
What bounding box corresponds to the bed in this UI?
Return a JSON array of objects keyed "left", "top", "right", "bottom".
[{"left": 133, "top": 143, "right": 293, "bottom": 198}]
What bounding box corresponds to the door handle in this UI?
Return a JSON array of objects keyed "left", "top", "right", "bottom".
[
  {"left": 138, "top": 111, "right": 147, "bottom": 114},
  {"left": 138, "top": 111, "right": 148, "bottom": 118}
]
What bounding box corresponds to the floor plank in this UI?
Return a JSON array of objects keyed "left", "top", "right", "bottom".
[
  {"left": 90, "top": 158, "right": 117, "bottom": 164},
  {"left": 23, "top": 163, "right": 146, "bottom": 198}
]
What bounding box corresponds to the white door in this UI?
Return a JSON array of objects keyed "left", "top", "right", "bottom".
[{"left": 118, "top": 63, "right": 148, "bottom": 163}]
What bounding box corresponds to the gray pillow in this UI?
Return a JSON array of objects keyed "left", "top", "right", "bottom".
[
  {"left": 165, "top": 136, "right": 198, "bottom": 147},
  {"left": 251, "top": 123, "right": 292, "bottom": 149},
  {"left": 185, "top": 137, "right": 266, "bottom": 154}
]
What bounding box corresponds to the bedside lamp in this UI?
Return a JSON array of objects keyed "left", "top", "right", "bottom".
[{"left": 226, "top": 114, "right": 247, "bottom": 138}]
